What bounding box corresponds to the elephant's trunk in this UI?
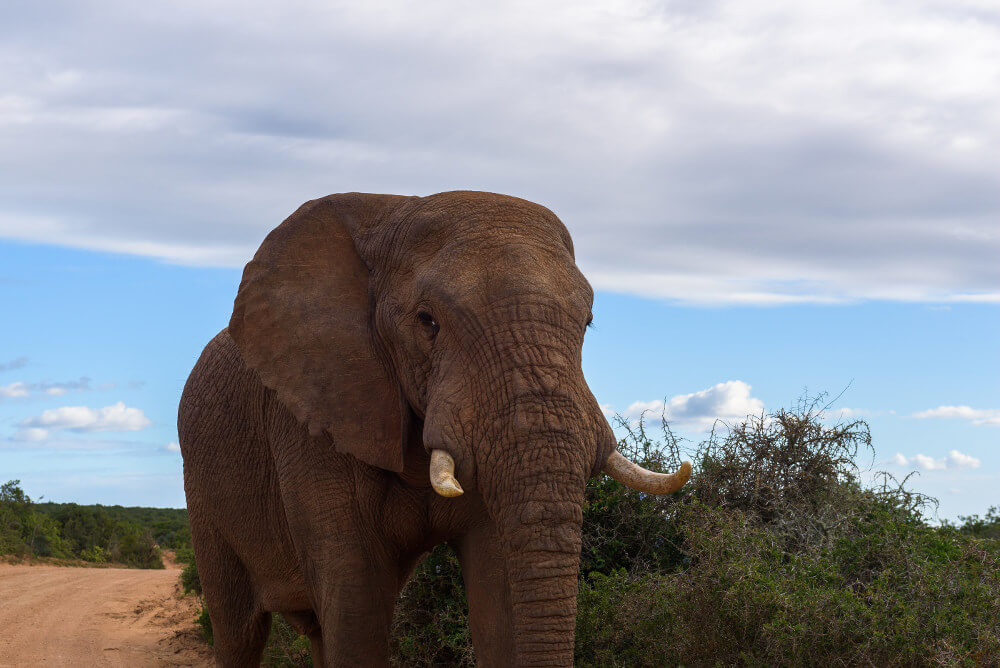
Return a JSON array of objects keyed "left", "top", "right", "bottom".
[
  {"left": 428, "top": 318, "right": 598, "bottom": 664},
  {"left": 490, "top": 438, "right": 587, "bottom": 666},
  {"left": 502, "top": 500, "right": 583, "bottom": 665}
]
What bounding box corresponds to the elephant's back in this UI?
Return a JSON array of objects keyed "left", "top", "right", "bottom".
[
  {"left": 178, "top": 329, "right": 277, "bottom": 525},
  {"left": 178, "top": 328, "right": 267, "bottom": 460}
]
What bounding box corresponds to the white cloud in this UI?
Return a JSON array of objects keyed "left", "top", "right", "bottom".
[
  {"left": 164, "top": 441, "right": 181, "bottom": 453},
  {"left": 946, "top": 450, "right": 982, "bottom": 469},
  {"left": 912, "top": 405, "right": 1000, "bottom": 426},
  {"left": 17, "top": 401, "right": 151, "bottom": 440},
  {"left": 890, "top": 449, "right": 981, "bottom": 471},
  {"left": 913, "top": 454, "right": 946, "bottom": 471},
  {"left": 624, "top": 380, "right": 764, "bottom": 431},
  {"left": 0, "top": 0, "right": 997, "bottom": 304},
  {"left": 0, "top": 382, "right": 30, "bottom": 398},
  {"left": 13, "top": 427, "right": 49, "bottom": 442}
]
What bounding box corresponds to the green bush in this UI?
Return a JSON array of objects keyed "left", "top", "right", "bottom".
[
  {"left": 181, "top": 557, "right": 202, "bottom": 595},
  {"left": 262, "top": 614, "right": 313, "bottom": 667},
  {"left": 956, "top": 506, "right": 1000, "bottom": 541},
  {"left": 573, "top": 404, "right": 1000, "bottom": 666},
  {"left": 196, "top": 601, "right": 213, "bottom": 644},
  {"left": 174, "top": 543, "right": 195, "bottom": 564},
  {"left": 80, "top": 544, "right": 107, "bottom": 563},
  {"left": 0, "top": 480, "right": 70, "bottom": 558},
  {"left": 390, "top": 544, "right": 475, "bottom": 666},
  {"left": 111, "top": 528, "right": 163, "bottom": 569}
]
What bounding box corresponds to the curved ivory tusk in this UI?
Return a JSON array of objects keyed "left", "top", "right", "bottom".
[
  {"left": 429, "top": 449, "right": 464, "bottom": 498},
  {"left": 603, "top": 450, "right": 692, "bottom": 494}
]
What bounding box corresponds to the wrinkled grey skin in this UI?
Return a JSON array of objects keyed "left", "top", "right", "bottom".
[{"left": 179, "top": 191, "right": 617, "bottom": 666}]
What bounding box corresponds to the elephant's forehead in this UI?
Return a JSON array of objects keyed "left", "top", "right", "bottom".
[
  {"left": 388, "top": 191, "right": 591, "bottom": 311},
  {"left": 414, "top": 234, "right": 591, "bottom": 314},
  {"left": 398, "top": 191, "right": 573, "bottom": 255}
]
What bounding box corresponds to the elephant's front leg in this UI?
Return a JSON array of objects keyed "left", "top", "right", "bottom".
[
  {"left": 453, "top": 523, "right": 517, "bottom": 666},
  {"left": 309, "top": 547, "right": 405, "bottom": 667}
]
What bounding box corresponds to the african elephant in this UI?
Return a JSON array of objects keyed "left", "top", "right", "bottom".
[{"left": 178, "top": 191, "right": 690, "bottom": 667}]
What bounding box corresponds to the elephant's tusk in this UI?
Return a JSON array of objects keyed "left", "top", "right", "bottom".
[
  {"left": 602, "top": 450, "right": 691, "bottom": 494},
  {"left": 429, "top": 449, "right": 464, "bottom": 498}
]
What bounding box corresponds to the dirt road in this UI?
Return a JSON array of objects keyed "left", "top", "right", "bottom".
[{"left": 0, "top": 559, "right": 212, "bottom": 667}]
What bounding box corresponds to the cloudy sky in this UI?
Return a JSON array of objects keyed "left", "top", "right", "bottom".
[{"left": 1, "top": 0, "right": 997, "bottom": 517}]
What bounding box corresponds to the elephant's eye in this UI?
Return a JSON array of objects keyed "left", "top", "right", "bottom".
[
  {"left": 417, "top": 311, "right": 439, "bottom": 336},
  {"left": 585, "top": 313, "right": 594, "bottom": 330}
]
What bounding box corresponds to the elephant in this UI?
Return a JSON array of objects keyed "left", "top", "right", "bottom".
[{"left": 178, "top": 191, "right": 691, "bottom": 667}]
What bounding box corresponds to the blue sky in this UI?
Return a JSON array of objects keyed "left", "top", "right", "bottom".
[{"left": 1, "top": 1, "right": 997, "bottom": 518}]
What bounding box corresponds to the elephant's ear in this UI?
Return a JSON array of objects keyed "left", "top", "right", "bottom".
[{"left": 230, "top": 193, "right": 411, "bottom": 472}]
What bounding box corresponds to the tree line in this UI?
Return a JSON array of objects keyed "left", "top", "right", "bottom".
[{"left": 0, "top": 480, "right": 189, "bottom": 569}]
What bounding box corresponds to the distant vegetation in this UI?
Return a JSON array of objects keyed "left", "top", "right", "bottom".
[{"left": 0, "top": 480, "right": 188, "bottom": 569}]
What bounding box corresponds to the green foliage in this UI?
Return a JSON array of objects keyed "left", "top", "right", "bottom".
[
  {"left": 390, "top": 544, "right": 475, "bottom": 666},
  {"left": 196, "top": 601, "right": 213, "bottom": 644},
  {"left": 173, "top": 543, "right": 195, "bottom": 564},
  {"left": 581, "top": 420, "right": 687, "bottom": 576},
  {"left": 0, "top": 480, "right": 70, "bottom": 558},
  {"left": 181, "top": 557, "right": 202, "bottom": 595},
  {"left": 574, "top": 405, "right": 1000, "bottom": 666},
  {"left": 0, "top": 481, "right": 181, "bottom": 568},
  {"left": 79, "top": 544, "right": 107, "bottom": 563},
  {"left": 955, "top": 506, "right": 1000, "bottom": 541},
  {"left": 262, "top": 614, "right": 314, "bottom": 667}
]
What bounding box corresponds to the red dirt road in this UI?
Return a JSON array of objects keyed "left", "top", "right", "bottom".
[{"left": 0, "top": 560, "right": 212, "bottom": 667}]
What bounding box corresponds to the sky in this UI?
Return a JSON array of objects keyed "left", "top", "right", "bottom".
[{"left": 1, "top": 0, "right": 997, "bottom": 519}]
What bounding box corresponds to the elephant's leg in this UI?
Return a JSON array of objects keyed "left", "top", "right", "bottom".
[
  {"left": 193, "top": 527, "right": 271, "bottom": 666},
  {"left": 314, "top": 578, "right": 399, "bottom": 666},
  {"left": 453, "top": 526, "right": 515, "bottom": 666},
  {"left": 308, "top": 629, "right": 325, "bottom": 666}
]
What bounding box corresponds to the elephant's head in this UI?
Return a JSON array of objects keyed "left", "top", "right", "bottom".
[{"left": 229, "top": 191, "right": 690, "bottom": 664}]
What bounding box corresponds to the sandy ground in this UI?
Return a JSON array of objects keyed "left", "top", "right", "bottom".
[{"left": 0, "top": 555, "right": 213, "bottom": 667}]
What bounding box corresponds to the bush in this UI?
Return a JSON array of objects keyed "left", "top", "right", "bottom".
[
  {"left": 196, "top": 601, "right": 213, "bottom": 644},
  {"left": 0, "top": 480, "right": 70, "bottom": 558},
  {"left": 80, "top": 545, "right": 107, "bottom": 563},
  {"left": 174, "top": 543, "right": 195, "bottom": 564},
  {"left": 956, "top": 506, "right": 1000, "bottom": 541},
  {"left": 391, "top": 545, "right": 475, "bottom": 666},
  {"left": 262, "top": 614, "right": 313, "bottom": 667},
  {"left": 573, "top": 404, "right": 1000, "bottom": 666},
  {"left": 109, "top": 528, "right": 163, "bottom": 569},
  {"left": 181, "top": 557, "right": 202, "bottom": 595}
]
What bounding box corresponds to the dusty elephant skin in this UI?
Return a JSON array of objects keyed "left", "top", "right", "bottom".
[{"left": 178, "top": 191, "right": 690, "bottom": 667}]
